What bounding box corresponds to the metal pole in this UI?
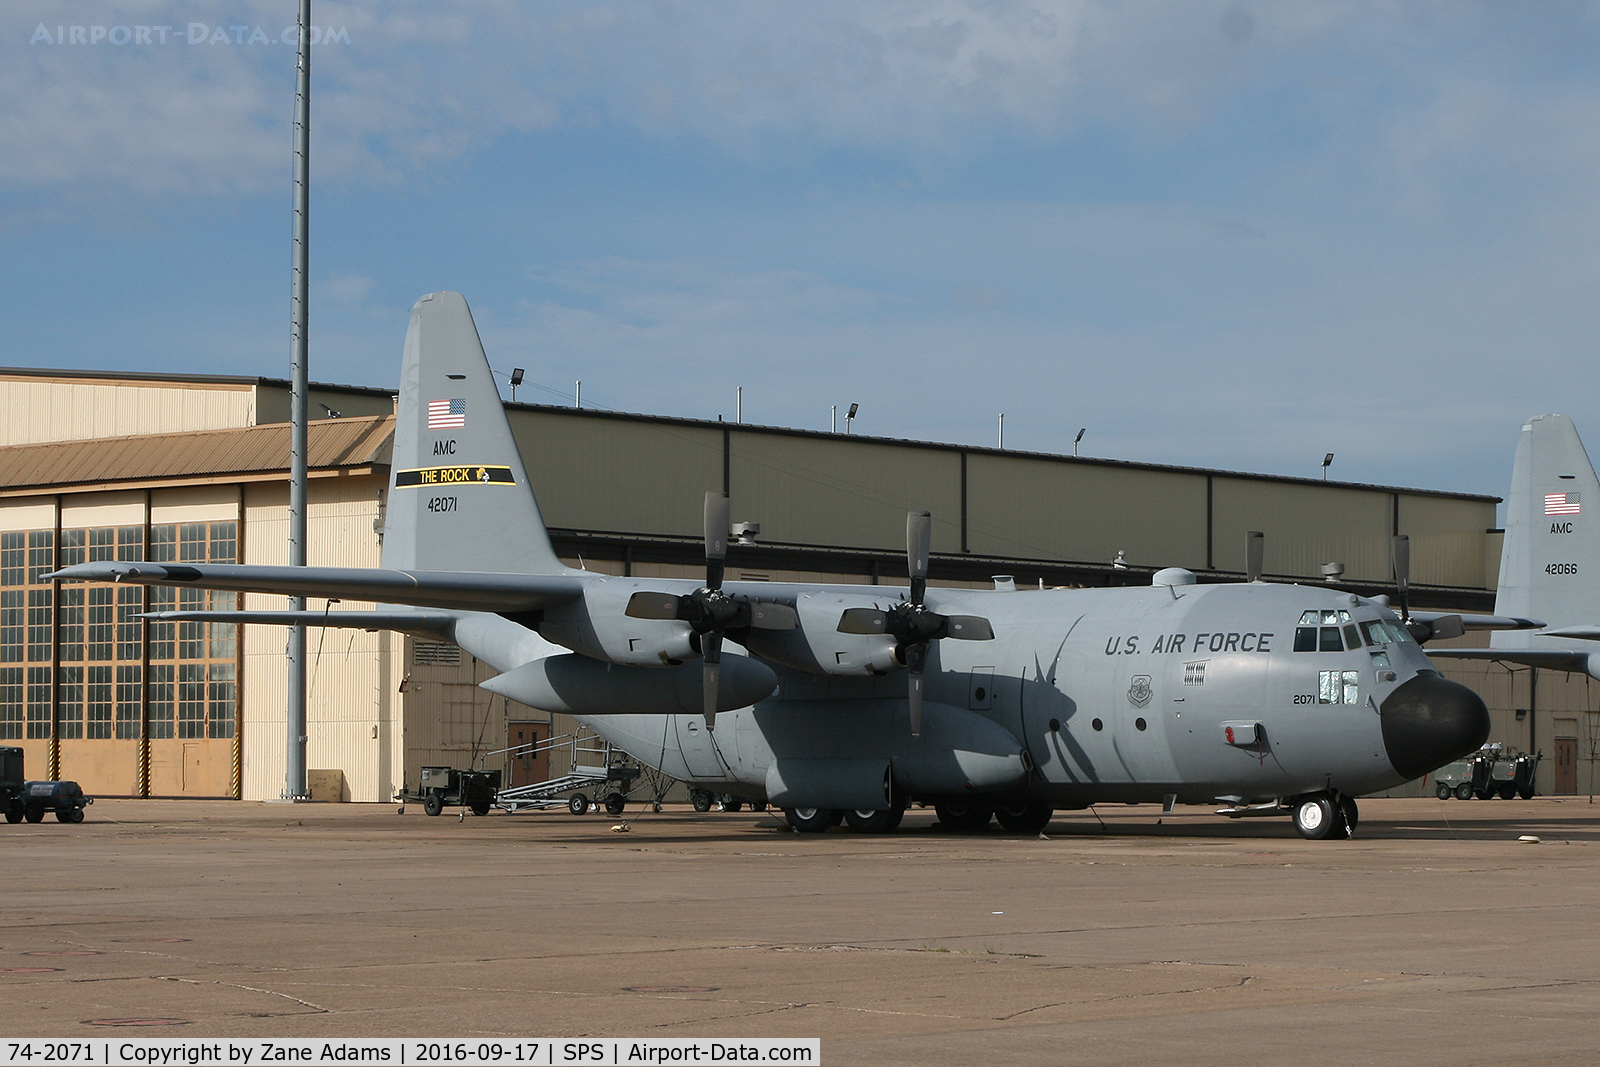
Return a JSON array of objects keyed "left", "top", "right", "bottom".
[
  {"left": 575, "top": 381, "right": 581, "bottom": 409},
  {"left": 284, "top": 0, "right": 311, "bottom": 801},
  {"left": 736, "top": 386, "right": 742, "bottom": 424},
  {"left": 997, "top": 413, "right": 1004, "bottom": 450},
  {"left": 831, "top": 405, "right": 836, "bottom": 433}
]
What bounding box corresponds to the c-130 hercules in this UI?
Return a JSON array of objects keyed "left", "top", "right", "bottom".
[{"left": 52, "top": 292, "right": 1499, "bottom": 839}]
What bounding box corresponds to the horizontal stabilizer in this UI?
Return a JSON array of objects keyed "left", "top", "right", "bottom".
[
  {"left": 1537, "top": 625, "right": 1600, "bottom": 641},
  {"left": 47, "top": 562, "right": 583, "bottom": 614}
]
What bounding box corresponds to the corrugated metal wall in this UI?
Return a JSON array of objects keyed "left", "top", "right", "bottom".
[{"left": 0, "top": 379, "right": 256, "bottom": 446}]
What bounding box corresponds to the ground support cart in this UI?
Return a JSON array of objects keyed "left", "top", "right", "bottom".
[
  {"left": 14, "top": 781, "right": 93, "bottom": 824},
  {"left": 493, "top": 732, "right": 645, "bottom": 816},
  {"left": 395, "top": 767, "right": 502, "bottom": 816}
]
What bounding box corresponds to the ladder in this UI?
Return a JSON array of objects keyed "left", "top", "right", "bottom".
[{"left": 486, "top": 730, "right": 639, "bottom": 814}]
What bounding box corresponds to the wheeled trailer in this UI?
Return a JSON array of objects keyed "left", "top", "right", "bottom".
[
  {"left": 395, "top": 766, "right": 502, "bottom": 816},
  {"left": 2, "top": 747, "right": 93, "bottom": 825}
]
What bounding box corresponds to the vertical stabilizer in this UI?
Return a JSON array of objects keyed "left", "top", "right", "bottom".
[
  {"left": 382, "top": 292, "right": 565, "bottom": 575},
  {"left": 1493, "top": 414, "right": 1600, "bottom": 648}
]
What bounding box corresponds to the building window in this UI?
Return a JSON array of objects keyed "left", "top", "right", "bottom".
[
  {"left": 58, "top": 665, "right": 84, "bottom": 739},
  {"left": 86, "top": 665, "right": 112, "bottom": 739},
  {"left": 26, "top": 665, "right": 50, "bottom": 739},
  {"left": 148, "top": 663, "right": 174, "bottom": 739},
  {"left": 0, "top": 666, "right": 20, "bottom": 740},
  {"left": 0, "top": 520, "right": 238, "bottom": 745},
  {"left": 116, "top": 664, "right": 141, "bottom": 740}
]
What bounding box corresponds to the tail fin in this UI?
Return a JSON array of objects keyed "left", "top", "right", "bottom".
[
  {"left": 382, "top": 291, "right": 565, "bottom": 575},
  {"left": 1494, "top": 413, "right": 1600, "bottom": 642}
]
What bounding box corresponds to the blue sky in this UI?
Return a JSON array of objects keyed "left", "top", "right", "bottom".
[{"left": 5, "top": 1, "right": 1600, "bottom": 501}]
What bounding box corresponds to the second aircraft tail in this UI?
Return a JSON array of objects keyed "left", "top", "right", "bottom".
[{"left": 1493, "top": 413, "right": 1600, "bottom": 647}]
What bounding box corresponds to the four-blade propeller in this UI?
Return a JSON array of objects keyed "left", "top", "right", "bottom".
[
  {"left": 836, "top": 511, "right": 993, "bottom": 737},
  {"left": 624, "top": 492, "right": 797, "bottom": 728}
]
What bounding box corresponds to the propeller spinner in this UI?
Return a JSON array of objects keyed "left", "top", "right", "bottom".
[
  {"left": 836, "top": 511, "right": 993, "bottom": 737},
  {"left": 624, "top": 492, "right": 797, "bottom": 728}
]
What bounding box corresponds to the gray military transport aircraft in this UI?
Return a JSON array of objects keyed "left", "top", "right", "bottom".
[{"left": 51, "top": 292, "right": 1496, "bottom": 840}]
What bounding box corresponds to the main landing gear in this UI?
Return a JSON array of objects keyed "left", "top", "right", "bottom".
[{"left": 1290, "top": 791, "right": 1358, "bottom": 840}]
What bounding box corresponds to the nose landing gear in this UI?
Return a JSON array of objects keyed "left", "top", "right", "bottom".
[{"left": 1291, "top": 791, "right": 1358, "bottom": 840}]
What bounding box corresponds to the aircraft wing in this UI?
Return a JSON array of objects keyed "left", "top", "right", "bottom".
[
  {"left": 1425, "top": 647, "right": 1591, "bottom": 670},
  {"left": 1410, "top": 611, "right": 1544, "bottom": 631},
  {"left": 139, "top": 609, "right": 458, "bottom": 634},
  {"left": 47, "top": 562, "right": 584, "bottom": 613}
]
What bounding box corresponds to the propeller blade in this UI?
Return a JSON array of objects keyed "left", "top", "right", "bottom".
[
  {"left": 837, "top": 607, "right": 889, "bottom": 634},
  {"left": 625, "top": 591, "right": 682, "bottom": 620},
  {"left": 1392, "top": 534, "right": 1411, "bottom": 621},
  {"left": 705, "top": 491, "right": 729, "bottom": 591},
  {"left": 904, "top": 642, "right": 927, "bottom": 738},
  {"left": 944, "top": 615, "right": 994, "bottom": 640},
  {"left": 748, "top": 602, "right": 799, "bottom": 629},
  {"left": 1245, "top": 531, "right": 1264, "bottom": 582},
  {"left": 907, "top": 511, "right": 931, "bottom": 605},
  {"left": 908, "top": 671, "right": 924, "bottom": 738},
  {"left": 701, "top": 630, "right": 723, "bottom": 729}
]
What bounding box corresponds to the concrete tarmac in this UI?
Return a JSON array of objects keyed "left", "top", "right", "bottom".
[{"left": 3, "top": 798, "right": 1598, "bottom": 1065}]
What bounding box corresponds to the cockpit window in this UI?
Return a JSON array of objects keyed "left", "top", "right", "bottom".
[
  {"left": 1359, "top": 619, "right": 1416, "bottom": 646},
  {"left": 1343, "top": 623, "right": 1362, "bottom": 648},
  {"left": 1319, "top": 626, "right": 1344, "bottom": 652}
]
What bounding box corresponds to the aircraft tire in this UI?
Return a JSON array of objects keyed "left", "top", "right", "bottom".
[
  {"left": 784, "top": 807, "right": 840, "bottom": 833},
  {"left": 995, "top": 802, "right": 1053, "bottom": 834},
  {"left": 1436, "top": 782, "right": 1453, "bottom": 800},
  {"left": 844, "top": 807, "right": 905, "bottom": 833},
  {"left": 749, "top": 800, "right": 768, "bottom": 812},
  {"left": 717, "top": 796, "right": 744, "bottom": 813},
  {"left": 691, "top": 790, "right": 713, "bottom": 813},
  {"left": 604, "top": 793, "right": 626, "bottom": 816},
  {"left": 1454, "top": 783, "right": 1474, "bottom": 801},
  {"left": 934, "top": 804, "right": 993, "bottom": 832},
  {"left": 568, "top": 793, "right": 590, "bottom": 816},
  {"left": 422, "top": 794, "right": 444, "bottom": 817},
  {"left": 1291, "top": 794, "right": 1340, "bottom": 840}
]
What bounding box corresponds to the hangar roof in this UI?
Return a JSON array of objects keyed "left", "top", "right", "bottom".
[{"left": 0, "top": 414, "right": 393, "bottom": 494}]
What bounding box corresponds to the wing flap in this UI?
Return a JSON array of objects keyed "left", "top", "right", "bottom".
[
  {"left": 47, "top": 562, "right": 583, "bottom": 613},
  {"left": 140, "top": 609, "right": 457, "bottom": 634}
]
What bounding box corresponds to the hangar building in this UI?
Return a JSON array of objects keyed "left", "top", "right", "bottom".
[{"left": 1, "top": 367, "right": 1593, "bottom": 801}]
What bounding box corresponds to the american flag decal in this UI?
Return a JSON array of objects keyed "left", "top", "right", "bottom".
[
  {"left": 1545, "top": 492, "right": 1581, "bottom": 515},
  {"left": 427, "top": 398, "right": 466, "bottom": 429}
]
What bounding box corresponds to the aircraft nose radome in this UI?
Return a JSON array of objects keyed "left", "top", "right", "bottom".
[{"left": 1379, "top": 674, "right": 1490, "bottom": 781}]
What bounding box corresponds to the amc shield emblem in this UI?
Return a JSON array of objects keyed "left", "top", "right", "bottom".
[{"left": 1127, "top": 675, "right": 1153, "bottom": 709}]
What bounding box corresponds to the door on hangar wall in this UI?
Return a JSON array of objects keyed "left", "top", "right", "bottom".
[
  {"left": 507, "top": 721, "right": 549, "bottom": 787},
  {"left": 1553, "top": 732, "right": 1578, "bottom": 795}
]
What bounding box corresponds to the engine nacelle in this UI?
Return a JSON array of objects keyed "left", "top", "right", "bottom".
[
  {"left": 537, "top": 579, "right": 698, "bottom": 666},
  {"left": 741, "top": 592, "right": 900, "bottom": 676},
  {"left": 482, "top": 652, "right": 778, "bottom": 716}
]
